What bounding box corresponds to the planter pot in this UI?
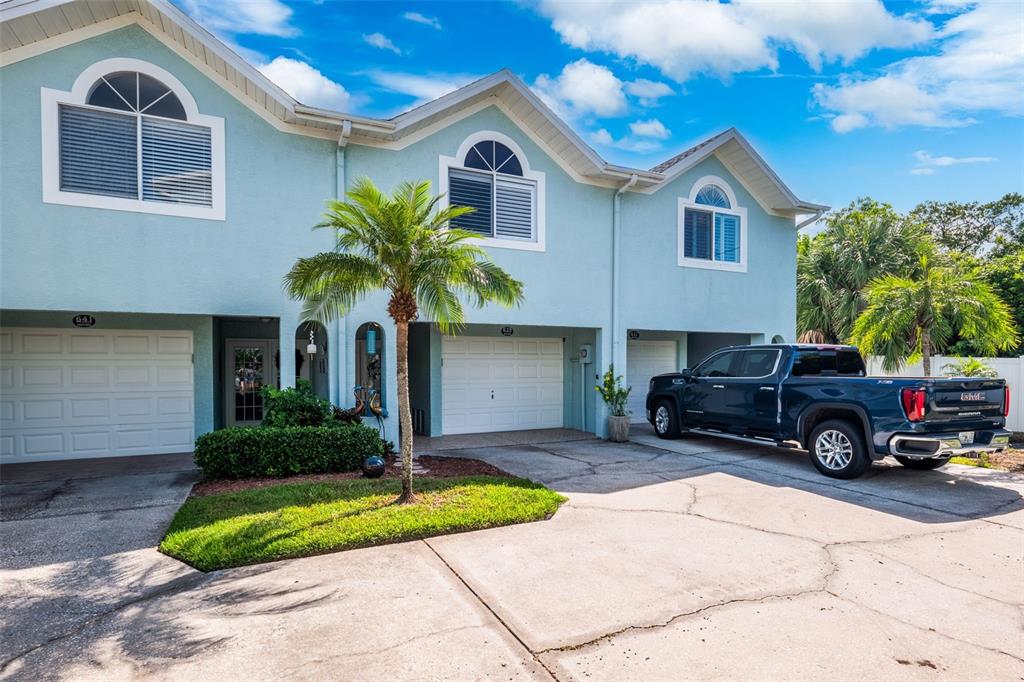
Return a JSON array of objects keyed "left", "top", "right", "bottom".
[{"left": 606, "top": 415, "right": 630, "bottom": 443}]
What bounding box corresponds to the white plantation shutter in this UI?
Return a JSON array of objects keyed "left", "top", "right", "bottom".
[
  {"left": 714, "top": 213, "right": 740, "bottom": 263},
  {"left": 448, "top": 169, "right": 493, "bottom": 236},
  {"left": 59, "top": 105, "right": 138, "bottom": 198},
  {"left": 141, "top": 117, "right": 213, "bottom": 206},
  {"left": 494, "top": 177, "right": 535, "bottom": 240}
]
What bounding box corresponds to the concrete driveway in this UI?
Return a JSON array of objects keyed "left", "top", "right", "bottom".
[{"left": 2, "top": 429, "right": 1023, "bottom": 680}]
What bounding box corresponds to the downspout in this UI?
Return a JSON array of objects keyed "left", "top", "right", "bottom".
[
  {"left": 333, "top": 120, "right": 352, "bottom": 406},
  {"left": 795, "top": 209, "right": 825, "bottom": 231},
  {"left": 612, "top": 174, "right": 638, "bottom": 371}
]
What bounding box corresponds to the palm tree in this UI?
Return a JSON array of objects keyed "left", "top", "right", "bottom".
[
  {"left": 850, "top": 251, "right": 1019, "bottom": 375},
  {"left": 284, "top": 178, "right": 524, "bottom": 502},
  {"left": 797, "top": 199, "right": 927, "bottom": 343}
]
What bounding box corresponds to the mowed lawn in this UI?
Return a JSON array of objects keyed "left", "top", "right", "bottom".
[{"left": 161, "top": 476, "right": 565, "bottom": 571}]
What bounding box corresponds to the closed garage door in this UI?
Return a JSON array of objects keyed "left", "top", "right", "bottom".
[
  {"left": 627, "top": 340, "right": 677, "bottom": 422},
  {"left": 442, "top": 336, "right": 563, "bottom": 435},
  {"left": 0, "top": 328, "right": 195, "bottom": 462}
]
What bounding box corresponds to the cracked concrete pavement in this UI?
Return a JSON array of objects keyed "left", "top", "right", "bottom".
[{"left": 2, "top": 426, "right": 1023, "bottom": 680}]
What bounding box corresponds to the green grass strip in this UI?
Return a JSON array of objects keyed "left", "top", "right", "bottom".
[{"left": 160, "top": 476, "right": 565, "bottom": 571}]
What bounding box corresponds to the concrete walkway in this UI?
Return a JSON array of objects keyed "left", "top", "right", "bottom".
[{"left": 2, "top": 430, "right": 1023, "bottom": 680}]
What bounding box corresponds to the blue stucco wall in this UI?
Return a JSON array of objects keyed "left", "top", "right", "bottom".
[
  {"left": 0, "top": 25, "right": 336, "bottom": 320},
  {"left": 345, "top": 106, "right": 617, "bottom": 331},
  {"left": 619, "top": 156, "right": 797, "bottom": 343}
]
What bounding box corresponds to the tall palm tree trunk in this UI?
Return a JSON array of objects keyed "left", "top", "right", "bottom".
[
  {"left": 394, "top": 318, "right": 415, "bottom": 503},
  {"left": 921, "top": 327, "right": 932, "bottom": 377}
]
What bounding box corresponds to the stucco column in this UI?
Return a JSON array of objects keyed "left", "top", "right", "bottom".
[
  {"left": 595, "top": 326, "right": 611, "bottom": 438},
  {"left": 328, "top": 318, "right": 343, "bottom": 406},
  {"left": 278, "top": 314, "right": 298, "bottom": 389}
]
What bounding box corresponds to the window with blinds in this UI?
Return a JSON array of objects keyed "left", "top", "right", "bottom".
[
  {"left": 447, "top": 140, "right": 537, "bottom": 241},
  {"left": 683, "top": 181, "right": 742, "bottom": 265},
  {"left": 56, "top": 71, "right": 213, "bottom": 208}
]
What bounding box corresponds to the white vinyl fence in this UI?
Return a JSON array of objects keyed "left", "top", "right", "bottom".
[{"left": 865, "top": 355, "right": 1024, "bottom": 431}]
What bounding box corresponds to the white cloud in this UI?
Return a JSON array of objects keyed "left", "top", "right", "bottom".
[
  {"left": 363, "top": 32, "right": 402, "bottom": 55},
  {"left": 403, "top": 11, "right": 442, "bottom": 30},
  {"left": 588, "top": 127, "right": 663, "bottom": 154},
  {"left": 532, "top": 59, "right": 628, "bottom": 119},
  {"left": 368, "top": 71, "right": 480, "bottom": 104},
  {"left": 589, "top": 129, "right": 614, "bottom": 146},
  {"left": 535, "top": 0, "right": 930, "bottom": 82},
  {"left": 258, "top": 56, "right": 352, "bottom": 110},
  {"left": 624, "top": 78, "right": 674, "bottom": 106},
  {"left": 814, "top": 2, "right": 1024, "bottom": 132},
  {"left": 910, "top": 149, "right": 996, "bottom": 175},
  {"left": 181, "top": 0, "right": 298, "bottom": 38},
  {"left": 629, "top": 118, "right": 671, "bottom": 139}
]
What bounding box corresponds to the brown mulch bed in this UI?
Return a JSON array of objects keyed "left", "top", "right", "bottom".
[
  {"left": 987, "top": 447, "right": 1024, "bottom": 473},
  {"left": 191, "top": 455, "right": 513, "bottom": 497}
]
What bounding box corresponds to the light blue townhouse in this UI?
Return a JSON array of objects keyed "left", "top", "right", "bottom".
[{"left": 0, "top": 0, "right": 827, "bottom": 462}]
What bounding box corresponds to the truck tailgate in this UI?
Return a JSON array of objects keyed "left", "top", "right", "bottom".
[{"left": 929, "top": 379, "right": 1005, "bottom": 421}]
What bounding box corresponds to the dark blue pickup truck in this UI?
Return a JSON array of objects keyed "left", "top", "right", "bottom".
[{"left": 645, "top": 344, "right": 1012, "bottom": 479}]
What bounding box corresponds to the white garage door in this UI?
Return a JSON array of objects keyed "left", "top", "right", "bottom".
[
  {"left": 442, "top": 336, "right": 563, "bottom": 435},
  {"left": 0, "top": 328, "right": 195, "bottom": 462},
  {"left": 627, "top": 340, "right": 677, "bottom": 422}
]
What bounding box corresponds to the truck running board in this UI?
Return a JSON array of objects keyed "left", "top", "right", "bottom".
[{"left": 686, "top": 428, "right": 800, "bottom": 450}]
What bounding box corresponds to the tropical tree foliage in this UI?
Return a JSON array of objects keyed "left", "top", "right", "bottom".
[
  {"left": 850, "top": 250, "right": 1019, "bottom": 375},
  {"left": 284, "top": 178, "right": 524, "bottom": 502},
  {"left": 797, "top": 198, "right": 927, "bottom": 343},
  {"left": 910, "top": 192, "right": 1024, "bottom": 256}
]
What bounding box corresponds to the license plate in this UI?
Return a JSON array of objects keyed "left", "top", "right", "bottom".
[{"left": 958, "top": 431, "right": 975, "bottom": 444}]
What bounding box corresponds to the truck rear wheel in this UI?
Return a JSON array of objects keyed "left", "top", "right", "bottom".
[
  {"left": 894, "top": 456, "right": 949, "bottom": 471},
  {"left": 808, "top": 419, "right": 871, "bottom": 479},
  {"left": 653, "top": 401, "right": 680, "bottom": 439}
]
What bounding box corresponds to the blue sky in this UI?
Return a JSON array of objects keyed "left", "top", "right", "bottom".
[{"left": 177, "top": 0, "right": 1023, "bottom": 218}]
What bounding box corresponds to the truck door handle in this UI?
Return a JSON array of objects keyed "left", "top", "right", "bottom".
[
  {"left": 712, "top": 384, "right": 725, "bottom": 389},
  {"left": 759, "top": 386, "right": 775, "bottom": 392}
]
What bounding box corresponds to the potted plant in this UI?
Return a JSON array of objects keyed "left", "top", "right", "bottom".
[{"left": 596, "top": 364, "right": 631, "bottom": 442}]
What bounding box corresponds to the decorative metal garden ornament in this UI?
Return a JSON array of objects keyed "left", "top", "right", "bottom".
[{"left": 362, "top": 455, "right": 386, "bottom": 478}]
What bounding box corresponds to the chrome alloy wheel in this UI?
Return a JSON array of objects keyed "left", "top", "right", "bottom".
[
  {"left": 655, "top": 405, "right": 670, "bottom": 434},
  {"left": 814, "top": 429, "right": 853, "bottom": 470}
]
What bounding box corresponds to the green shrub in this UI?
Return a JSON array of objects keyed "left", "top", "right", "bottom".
[
  {"left": 194, "top": 424, "right": 384, "bottom": 479},
  {"left": 260, "top": 380, "right": 332, "bottom": 427}
]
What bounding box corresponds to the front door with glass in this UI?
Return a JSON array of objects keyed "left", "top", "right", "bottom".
[{"left": 225, "top": 340, "right": 278, "bottom": 426}]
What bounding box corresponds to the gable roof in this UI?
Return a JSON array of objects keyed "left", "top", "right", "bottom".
[{"left": 0, "top": 0, "right": 828, "bottom": 215}]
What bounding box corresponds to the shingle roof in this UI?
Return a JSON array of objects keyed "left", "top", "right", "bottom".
[{"left": 649, "top": 129, "right": 732, "bottom": 174}]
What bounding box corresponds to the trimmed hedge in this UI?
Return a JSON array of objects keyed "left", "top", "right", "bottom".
[{"left": 194, "top": 424, "right": 384, "bottom": 479}]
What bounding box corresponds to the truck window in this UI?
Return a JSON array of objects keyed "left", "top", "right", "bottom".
[
  {"left": 734, "top": 349, "right": 781, "bottom": 378},
  {"left": 694, "top": 350, "right": 738, "bottom": 378},
  {"left": 792, "top": 349, "right": 866, "bottom": 376}
]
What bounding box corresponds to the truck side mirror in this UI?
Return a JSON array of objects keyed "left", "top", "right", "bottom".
[{"left": 679, "top": 368, "right": 693, "bottom": 380}]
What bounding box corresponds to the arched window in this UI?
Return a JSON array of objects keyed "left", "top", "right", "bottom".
[
  {"left": 42, "top": 58, "right": 224, "bottom": 220},
  {"left": 771, "top": 335, "right": 785, "bottom": 344},
  {"left": 440, "top": 132, "right": 546, "bottom": 251},
  {"left": 694, "top": 184, "right": 731, "bottom": 209},
  {"left": 678, "top": 176, "right": 746, "bottom": 271},
  {"left": 354, "top": 322, "right": 385, "bottom": 416}
]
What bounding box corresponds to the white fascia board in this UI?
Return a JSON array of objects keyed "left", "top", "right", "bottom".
[{"left": 0, "top": 0, "right": 71, "bottom": 22}]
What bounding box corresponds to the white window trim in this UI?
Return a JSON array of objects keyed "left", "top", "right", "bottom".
[
  {"left": 677, "top": 175, "right": 747, "bottom": 272},
  {"left": 438, "top": 130, "right": 546, "bottom": 252},
  {"left": 41, "top": 57, "right": 226, "bottom": 221}
]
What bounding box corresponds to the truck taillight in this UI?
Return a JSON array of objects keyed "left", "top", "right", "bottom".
[
  {"left": 1005, "top": 386, "right": 1012, "bottom": 418},
  {"left": 901, "top": 387, "right": 927, "bottom": 422}
]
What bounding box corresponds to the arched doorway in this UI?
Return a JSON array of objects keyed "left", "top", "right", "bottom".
[
  {"left": 355, "top": 322, "right": 385, "bottom": 417},
  {"left": 295, "top": 321, "right": 329, "bottom": 400}
]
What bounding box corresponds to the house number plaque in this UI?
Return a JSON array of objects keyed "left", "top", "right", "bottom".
[
  {"left": 73, "top": 314, "right": 96, "bottom": 328},
  {"left": 500, "top": 327, "right": 514, "bottom": 336}
]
